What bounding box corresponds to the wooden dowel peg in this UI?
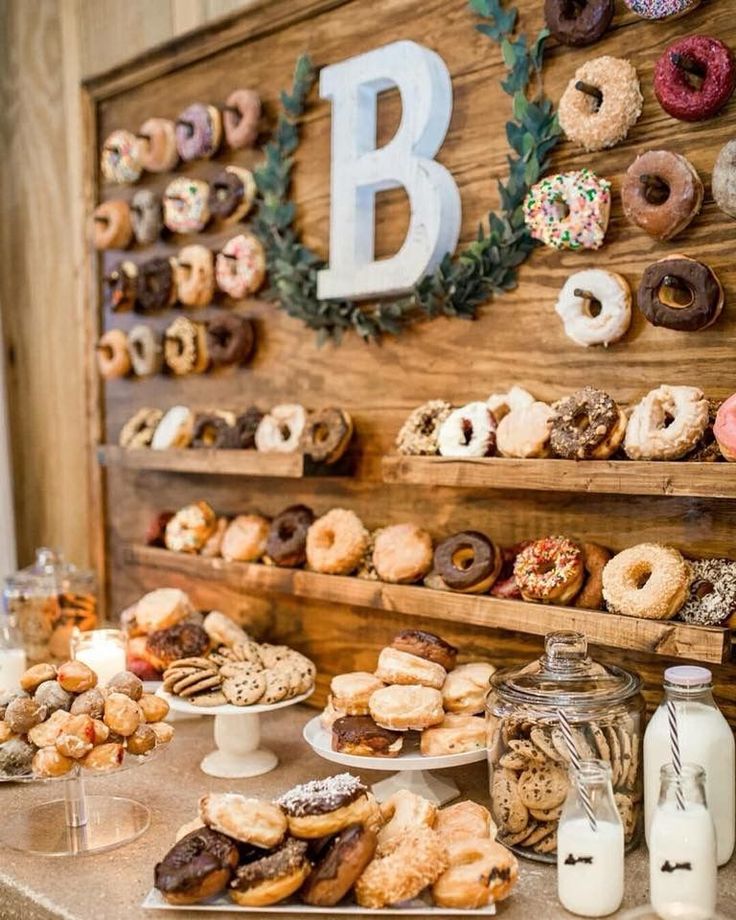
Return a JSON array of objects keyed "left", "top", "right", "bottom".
[
  {"left": 176, "top": 118, "right": 195, "bottom": 136},
  {"left": 223, "top": 105, "right": 242, "bottom": 120},
  {"left": 93, "top": 215, "right": 110, "bottom": 225},
  {"left": 575, "top": 80, "right": 603, "bottom": 108},
  {"left": 670, "top": 52, "right": 706, "bottom": 79}
]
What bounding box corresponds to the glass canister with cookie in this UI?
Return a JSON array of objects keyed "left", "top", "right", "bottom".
[{"left": 485, "top": 630, "right": 645, "bottom": 862}]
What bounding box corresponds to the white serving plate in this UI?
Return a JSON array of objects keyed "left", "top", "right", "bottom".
[{"left": 159, "top": 687, "right": 313, "bottom": 717}]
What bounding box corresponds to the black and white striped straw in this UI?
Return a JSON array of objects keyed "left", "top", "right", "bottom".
[
  {"left": 667, "top": 698, "right": 686, "bottom": 811},
  {"left": 557, "top": 708, "right": 597, "bottom": 832}
]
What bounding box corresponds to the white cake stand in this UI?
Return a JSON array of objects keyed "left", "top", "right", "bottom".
[
  {"left": 303, "top": 716, "right": 486, "bottom": 805},
  {"left": 158, "top": 688, "right": 313, "bottom": 779}
]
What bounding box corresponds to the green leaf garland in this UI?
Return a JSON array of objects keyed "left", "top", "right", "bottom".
[{"left": 252, "top": 0, "right": 560, "bottom": 344}]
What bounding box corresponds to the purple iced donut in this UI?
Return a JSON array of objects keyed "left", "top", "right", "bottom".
[
  {"left": 655, "top": 36, "right": 736, "bottom": 122},
  {"left": 624, "top": 0, "right": 699, "bottom": 19},
  {"left": 175, "top": 103, "right": 222, "bottom": 161}
]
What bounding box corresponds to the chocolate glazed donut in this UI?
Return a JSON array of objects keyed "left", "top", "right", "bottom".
[
  {"left": 266, "top": 504, "right": 314, "bottom": 566},
  {"left": 191, "top": 414, "right": 234, "bottom": 449},
  {"left": 154, "top": 826, "right": 239, "bottom": 905},
  {"left": 301, "top": 823, "right": 378, "bottom": 907},
  {"left": 545, "top": 0, "right": 614, "bottom": 46},
  {"left": 209, "top": 170, "right": 246, "bottom": 221},
  {"left": 206, "top": 313, "right": 255, "bottom": 368},
  {"left": 638, "top": 257, "right": 723, "bottom": 331},
  {"left": 227, "top": 406, "right": 264, "bottom": 449},
  {"left": 136, "top": 257, "right": 175, "bottom": 313},
  {"left": 434, "top": 531, "right": 501, "bottom": 594}
]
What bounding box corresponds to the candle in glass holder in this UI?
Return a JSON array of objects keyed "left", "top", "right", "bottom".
[{"left": 71, "top": 628, "right": 126, "bottom": 686}]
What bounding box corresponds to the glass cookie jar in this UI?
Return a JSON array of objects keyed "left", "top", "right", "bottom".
[
  {"left": 3, "top": 548, "right": 98, "bottom": 666},
  {"left": 485, "top": 630, "right": 645, "bottom": 863}
]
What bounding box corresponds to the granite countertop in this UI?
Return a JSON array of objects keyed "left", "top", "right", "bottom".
[{"left": 0, "top": 705, "right": 734, "bottom": 920}]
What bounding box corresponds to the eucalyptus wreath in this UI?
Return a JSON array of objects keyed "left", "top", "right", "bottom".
[{"left": 252, "top": 0, "right": 560, "bottom": 344}]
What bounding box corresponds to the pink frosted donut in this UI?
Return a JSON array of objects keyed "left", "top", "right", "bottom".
[
  {"left": 714, "top": 395, "right": 736, "bottom": 461},
  {"left": 223, "top": 89, "right": 262, "bottom": 149},
  {"left": 215, "top": 233, "right": 266, "bottom": 299},
  {"left": 175, "top": 103, "right": 222, "bottom": 161}
]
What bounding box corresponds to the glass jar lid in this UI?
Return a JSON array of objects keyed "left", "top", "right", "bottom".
[
  {"left": 4, "top": 548, "right": 96, "bottom": 597},
  {"left": 490, "top": 631, "right": 641, "bottom": 709}
]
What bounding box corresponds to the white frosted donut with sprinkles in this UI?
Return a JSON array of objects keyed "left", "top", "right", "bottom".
[
  {"left": 624, "top": 0, "right": 700, "bottom": 20},
  {"left": 555, "top": 269, "right": 632, "bottom": 347},
  {"left": 215, "top": 233, "right": 266, "bottom": 299},
  {"left": 524, "top": 169, "right": 611, "bottom": 250},
  {"left": 163, "top": 177, "right": 211, "bottom": 234}
]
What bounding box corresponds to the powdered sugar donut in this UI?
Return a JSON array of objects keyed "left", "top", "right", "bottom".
[
  {"left": 524, "top": 170, "right": 611, "bottom": 250},
  {"left": 163, "top": 178, "right": 211, "bottom": 234},
  {"left": 175, "top": 103, "right": 222, "bottom": 161},
  {"left": 255, "top": 405, "right": 307, "bottom": 453},
  {"left": 555, "top": 270, "right": 632, "bottom": 347},
  {"left": 136, "top": 117, "right": 179, "bottom": 172},
  {"left": 101, "top": 129, "right": 142, "bottom": 185},
  {"left": 215, "top": 233, "right": 266, "bottom": 298},
  {"left": 496, "top": 402, "right": 554, "bottom": 458},
  {"left": 624, "top": 385, "right": 708, "bottom": 460},
  {"left": 437, "top": 402, "right": 496, "bottom": 457},
  {"left": 223, "top": 89, "right": 262, "bottom": 149}
]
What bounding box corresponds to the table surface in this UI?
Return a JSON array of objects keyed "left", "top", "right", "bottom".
[{"left": 1, "top": 705, "right": 734, "bottom": 920}]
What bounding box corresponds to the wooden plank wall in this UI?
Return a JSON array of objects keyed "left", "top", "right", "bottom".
[{"left": 91, "top": 0, "right": 736, "bottom": 720}]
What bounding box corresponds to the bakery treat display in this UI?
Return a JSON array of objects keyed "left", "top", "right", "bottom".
[
  {"left": 524, "top": 169, "right": 611, "bottom": 250},
  {"left": 622, "top": 150, "right": 703, "bottom": 241},
  {"left": 637, "top": 256, "right": 723, "bottom": 332},
  {"left": 654, "top": 35, "right": 736, "bottom": 122},
  {"left": 544, "top": 0, "right": 613, "bottom": 46},
  {"left": 555, "top": 270, "right": 632, "bottom": 347}
]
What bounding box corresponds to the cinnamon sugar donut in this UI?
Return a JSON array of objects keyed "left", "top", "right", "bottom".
[
  {"left": 602, "top": 544, "right": 691, "bottom": 619},
  {"left": 96, "top": 329, "right": 131, "bottom": 379},
  {"left": 514, "top": 536, "right": 584, "bottom": 604},
  {"left": 306, "top": 509, "right": 368, "bottom": 575},
  {"left": 574, "top": 542, "right": 612, "bottom": 610},
  {"left": 371, "top": 523, "right": 433, "bottom": 584},
  {"left": 91, "top": 200, "right": 133, "bottom": 250},
  {"left": 354, "top": 827, "right": 448, "bottom": 909},
  {"left": 624, "top": 385, "right": 708, "bottom": 460},
  {"left": 221, "top": 515, "right": 270, "bottom": 562}
]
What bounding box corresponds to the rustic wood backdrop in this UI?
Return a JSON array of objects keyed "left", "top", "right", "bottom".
[{"left": 87, "top": 0, "right": 736, "bottom": 718}]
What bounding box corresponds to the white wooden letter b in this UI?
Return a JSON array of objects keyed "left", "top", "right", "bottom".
[{"left": 317, "top": 40, "right": 461, "bottom": 302}]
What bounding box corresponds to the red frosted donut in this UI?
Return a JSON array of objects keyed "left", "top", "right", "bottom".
[
  {"left": 655, "top": 36, "right": 736, "bottom": 122},
  {"left": 223, "top": 89, "right": 262, "bottom": 149}
]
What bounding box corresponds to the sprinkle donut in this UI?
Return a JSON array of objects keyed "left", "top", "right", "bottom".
[
  {"left": 625, "top": 0, "right": 700, "bottom": 20},
  {"left": 395, "top": 400, "right": 453, "bottom": 455},
  {"left": 558, "top": 56, "right": 642, "bottom": 152},
  {"left": 136, "top": 117, "right": 179, "bottom": 173},
  {"left": 514, "top": 536, "right": 584, "bottom": 604},
  {"left": 437, "top": 402, "right": 496, "bottom": 457},
  {"left": 714, "top": 394, "right": 736, "bottom": 461},
  {"left": 255, "top": 404, "right": 307, "bottom": 453},
  {"left": 130, "top": 189, "right": 163, "bottom": 245},
  {"left": 655, "top": 36, "right": 736, "bottom": 122},
  {"left": 101, "top": 129, "right": 142, "bottom": 185},
  {"left": 555, "top": 270, "right": 631, "bottom": 348},
  {"left": 602, "top": 544, "right": 691, "bottom": 619},
  {"left": 524, "top": 169, "right": 611, "bottom": 250},
  {"left": 164, "top": 317, "right": 209, "bottom": 375},
  {"left": 175, "top": 245, "right": 215, "bottom": 308},
  {"left": 306, "top": 509, "right": 369, "bottom": 576},
  {"left": 638, "top": 256, "right": 723, "bottom": 332},
  {"left": 550, "top": 387, "right": 627, "bottom": 459},
  {"left": 163, "top": 178, "right": 211, "bottom": 234},
  {"left": 223, "top": 89, "right": 262, "bottom": 149},
  {"left": 624, "top": 385, "right": 708, "bottom": 460},
  {"left": 175, "top": 103, "right": 222, "bottom": 161},
  {"left": 105, "top": 260, "right": 138, "bottom": 312},
  {"left": 127, "top": 324, "right": 163, "bottom": 377},
  {"left": 96, "top": 329, "right": 131, "bottom": 380},
  {"left": 209, "top": 166, "right": 257, "bottom": 225},
  {"left": 215, "top": 233, "right": 266, "bottom": 299},
  {"left": 621, "top": 150, "right": 703, "bottom": 241},
  {"left": 91, "top": 200, "right": 133, "bottom": 250},
  {"left": 544, "top": 0, "right": 613, "bottom": 47},
  {"left": 678, "top": 558, "right": 736, "bottom": 626}
]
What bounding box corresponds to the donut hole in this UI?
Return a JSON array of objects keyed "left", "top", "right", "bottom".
[
  {"left": 635, "top": 570, "right": 652, "bottom": 590},
  {"left": 641, "top": 176, "right": 671, "bottom": 207},
  {"left": 693, "top": 579, "right": 715, "bottom": 599},
  {"left": 451, "top": 546, "right": 476, "bottom": 571},
  {"left": 658, "top": 277, "right": 694, "bottom": 310},
  {"left": 311, "top": 422, "right": 330, "bottom": 445},
  {"left": 572, "top": 411, "right": 591, "bottom": 432},
  {"left": 561, "top": 0, "right": 588, "bottom": 20},
  {"left": 551, "top": 197, "right": 571, "bottom": 222},
  {"left": 278, "top": 423, "right": 292, "bottom": 443},
  {"left": 460, "top": 419, "right": 474, "bottom": 446}
]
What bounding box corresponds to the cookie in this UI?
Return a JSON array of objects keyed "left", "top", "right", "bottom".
[
  {"left": 533, "top": 830, "right": 557, "bottom": 854},
  {"left": 530, "top": 727, "right": 564, "bottom": 763},
  {"left": 508, "top": 739, "right": 546, "bottom": 764},
  {"left": 177, "top": 673, "right": 222, "bottom": 698},
  {"left": 260, "top": 669, "right": 290, "bottom": 705},
  {"left": 523, "top": 822, "right": 557, "bottom": 847},
  {"left": 491, "top": 768, "right": 529, "bottom": 835},
  {"left": 500, "top": 821, "right": 539, "bottom": 846},
  {"left": 589, "top": 722, "right": 611, "bottom": 764},
  {"left": 605, "top": 724, "right": 622, "bottom": 786},
  {"left": 614, "top": 792, "right": 637, "bottom": 840},
  {"left": 223, "top": 641, "right": 263, "bottom": 667},
  {"left": 530, "top": 804, "right": 563, "bottom": 822},
  {"left": 518, "top": 765, "right": 569, "bottom": 811},
  {"left": 170, "top": 657, "right": 213, "bottom": 670},
  {"left": 627, "top": 732, "right": 640, "bottom": 789},
  {"left": 189, "top": 690, "right": 227, "bottom": 707},
  {"left": 499, "top": 750, "right": 529, "bottom": 770},
  {"left": 618, "top": 724, "right": 633, "bottom": 787},
  {"left": 257, "top": 644, "right": 293, "bottom": 668},
  {"left": 222, "top": 668, "right": 266, "bottom": 706}
]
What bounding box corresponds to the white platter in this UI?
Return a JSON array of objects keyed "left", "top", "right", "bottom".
[
  {"left": 159, "top": 687, "right": 313, "bottom": 717},
  {"left": 143, "top": 889, "right": 495, "bottom": 914}
]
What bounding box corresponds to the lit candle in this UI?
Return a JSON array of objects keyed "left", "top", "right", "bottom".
[{"left": 72, "top": 629, "right": 127, "bottom": 686}]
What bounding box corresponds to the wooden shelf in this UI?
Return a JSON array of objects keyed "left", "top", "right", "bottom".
[
  {"left": 125, "top": 545, "right": 733, "bottom": 665},
  {"left": 382, "top": 455, "right": 736, "bottom": 499}
]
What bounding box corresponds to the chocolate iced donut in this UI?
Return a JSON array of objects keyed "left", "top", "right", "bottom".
[
  {"left": 229, "top": 407, "right": 264, "bottom": 449},
  {"left": 266, "top": 504, "right": 315, "bottom": 567},
  {"left": 130, "top": 189, "right": 163, "bottom": 246},
  {"left": 655, "top": 36, "right": 736, "bottom": 122},
  {"left": 154, "top": 826, "right": 239, "bottom": 906},
  {"left": 300, "top": 408, "right": 353, "bottom": 464},
  {"left": 105, "top": 260, "right": 138, "bottom": 312},
  {"left": 434, "top": 531, "right": 501, "bottom": 594},
  {"left": 545, "top": 0, "right": 614, "bottom": 47},
  {"left": 391, "top": 629, "right": 458, "bottom": 671},
  {"left": 206, "top": 313, "right": 255, "bottom": 368},
  {"left": 638, "top": 257, "right": 723, "bottom": 332},
  {"left": 332, "top": 716, "right": 402, "bottom": 758},
  {"left": 191, "top": 413, "right": 234, "bottom": 449},
  {"left": 550, "top": 386, "right": 627, "bottom": 459},
  {"left": 301, "top": 823, "right": 378, "bottom": 907},
  {"left": 208, "top": 166, "right": 257, "bottom": 224},
  {"left": 622, "top": 150, "right": 703, "bottom": 241},
  {"left": 136, "top": 257, "right": 176, "bottom": 313}
]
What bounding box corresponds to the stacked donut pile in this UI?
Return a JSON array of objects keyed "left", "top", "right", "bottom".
[
  {"left": 0, "top": 661, "right": 173, "bottom": 779},
  {"left": 154, "top": 777, "right": 517, "bottom": 909},
  {"left": 396, "top": 383, "right": 734, "bottom": 462},
  {"left": 322, "top": 629, "right": 494, "bottom": 759},
  {"left": 119, "top": 402, "right": 353, "bottom": 463}
]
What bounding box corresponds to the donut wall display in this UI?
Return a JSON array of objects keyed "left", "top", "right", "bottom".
[{"left": 86, "top": 0, "right": 736, "bottom": 726}]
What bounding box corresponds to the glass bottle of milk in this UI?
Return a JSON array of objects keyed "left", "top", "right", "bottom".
[
  {"left": 644, "top": 666, "right": 735, "bottom": 866},
  {"left": 0, "top": 613, "right": 26, "bottom": 692},
  {"left": 557, "top": 760, "right": 624, "bottom": 917},
  {"left": 649, "top": 763, "right": 717, "bottom": 920}
]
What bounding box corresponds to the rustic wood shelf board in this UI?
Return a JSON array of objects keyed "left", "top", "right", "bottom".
[
  {"left": 126, "top": 545, "right": 732, "bottom": 664},
  {"left": 382, "top": 456, "right": 736, "bottom": 499},
  {"left": 100, "top": 446, "right": 323, "bottom": 478}
]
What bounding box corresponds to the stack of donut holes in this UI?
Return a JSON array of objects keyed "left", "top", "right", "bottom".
[{"left": 154, "top": 776, "right": 517, "bottom": 909}]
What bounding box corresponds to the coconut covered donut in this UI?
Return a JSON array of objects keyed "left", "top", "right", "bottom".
[
  {"left": 555, "top": 270, "right": 631, "bottom": 348},
  {"left": 130, "top": 189, "right": 163, "bottom": 245},
  {"left": 175, "top": 103, "right": 222, "bottom": 161},
  {"left": 101, "top": 129, "right": 142, "bottom": 185},
  {"left": 655, "top": 36, "right": 736, "bottom": 122},
  {"left": 163, "top": 178, "right": 211, "bottom": 234},
  {"left": 602, "top": 544, "right": 691, "bottom": 619},
  {"left": 255, "top": 404, "right": 307, "bottom": 453},
  {"left": 355, "top": 827, "right": 448, "bottom": 909},
  {"left": 175, "top": 245, "right": 215, "bottom": 309},
  {"left": 395, "top": 401, "right": 453, "bottom": 455},
  {"left": 524, "top": 169, "right": 611, "bottom": 250},
  {"left": 558, "top": 56, "right": 643, "bottom": 152},
  {"left": 438, "top": 402, "right": 496, "bottom": 457},
  {"left": 638, "top": 256, "right": 723, "bottom": 333},
  {"left": 514, "top": 536, "right": 584, "bottom": 604},
  {"left": 625, "top": 385, "right": 708, "bottom": 460},
  {"left": 306, "top": 509, "right": 369, "bottom": 576},
  {"left": 91, "top": 200, "right": 133, "bottom": 250},
  {"left": 550, "top": 387, "right": 627, "bottom": 459},
  {"left": 215, "top": 233, "right": 266, "bottom": 299},
  {"left": 136, "top": 117, "right": 179, "bottom": 173},
  {"left": 678, "top": 558, "right": 736, "bottom": 626},
  {"left": 223, "top": 89, "right": 262, "bottom": 149},
  {"left": 622, "top": 151, "right": 703, "bottom": 241}
]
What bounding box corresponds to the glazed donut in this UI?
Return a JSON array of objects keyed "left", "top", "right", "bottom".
[
  {"left": 524, "top": 169, "right": 611, "bottom": 250},
  {"left": 221, "top": 514, "right": 270, "bottom": 562},
  {"left": 165, "top": 501, "right": 217, "bottom": 553},
  {"left": 145, "top": 622, "right": 210, "bottom": 672},
  {"left": 154, "top": 826, "right": 239, "bottom": 906},
  {"left": 602, "top": 544, "right": 691, "bottom": 619},
  {"left": 715, "top": 394, "right": 736, "bottom": 461},
  {"left": 206, "top": 314, "right": 255, "bottom": 368},
  {"left": 215, "top": 233, "right": 266, "bottom": 298},
  {"left": 276, "top": 774, "right": 378, "bottom": 838},
  {"left": 136, "top": 117, "right": 178, "bottom": 173},
  {"left": 175, "top": 103, "right": 222, "bottom": 161},
  {"left": 678, "top": 558, "right": 736, "bottom": 626},
  {"left": 191, "top": 412, "right": 235, "bottom": 449},
  {"left": 101, "top": 129, "right": 142, "bottom": 185},
  {"left": 301, "top": 824, "right": 378, "bottom": 907},
  {"left": 555, "top": 270, "right": 631, "bottom": 348},
  {"left": 329, "top": 671, "right": 384, "bottom": 716},
  {"left": 105, "top": 260, "right": 138, "bottom": 312},
  {"left": 209, "top": 165, "right": 257, "bottom": 224},
  {"left": 300, "top": 408, "right": 353, "bottom": 464},
  {"left": 127, "top": 324, "right": 163, "bottom": 377},
  {"left": 130, "top": 189, "right": 163, "bottom": 246},
  {"left": 136, "top": 256, "right": 176, "bottom": 313},
  {"left": 550, "top": 387, "right": 627, "bottom": 459},
  {"left": 655, "top": 36, "right": 736, "bottom": 122},
  {"left": 574, "top": 542, "right": 612, "bottom": 610},
  {"left": 487, "top": 386, "right": 535, "bottom": 423},
  {"left": 118, "top": 407, "right": 162, "bottom": 448},
  {"left": 435, "top": 800, "right": 494, "bottom": 844},
  {"left": 514, "top": 536, "right": 584, "bottom": 604},
  {"left": 354, "top": 827, "right": 448, "bottom": 909},
  {"left": 375, "top": 646, "right": 446, "bottom": 690},
  {"left": 391, "top": 630, "right": 457, "bottom": 671},
  {"left": 164, "top": 317, "right": 209, "bottom": 375},
  {"left": 624, "top": 0, "right": 700, "bottom": 18},
  {"left": 230, "top": 406, "right": 264, "bottom": 448},
  {"left": 624, "top": 385, "right": 709, "bottom": 460},
  {"left": 544, "top": 0, "right": 613, "bottom": 46},
  {"left": 266, "top": 504, "right": 314, "bottom": 567},
  {"left": 163, "top": 178, "right": 211, "bottom": 234},
  {"left": 558, "top": 56, "right": 642, "bottom": 152},
  {"left": 91, "top": 200, "right": 133, "bottom": 250},
  {"left": 96, "top": 329, "right": 131, "bottom": 379},
  {"left": 432, "top": 838, "right": 519, "bottom": 908},
  {"left": 199, "top": 792, "right": 287, "bottom": 848},
  {"left": 496, "top": 401, "right": 555, "bottom": 458},
  {"left": 151, "top": 406, "right": 195, "bottom": 450},
  {"left": 395, "top": 400, "right": 453, "bottom": 455},
  {"left": 175, "top": 245, "right": 214, "bottom": 308},
  {"left": 638, "top": 256, "right": 723, "bottom": 332},
  {"left": 622, "top": 151, "right": 703, "bottom": 241},
  {"left": 306, "top": 508, "right": 369, "bottom": 575},
  {"left": 229, "top": 839, "right": 310, "bottom": 907},
  {"left": 255, "top": 404, "right": 307, "bottom": 453},
  {"left": 712, "top": 139, "right": 736, "bottom": 219},
  {"left": 378, "top": 789, "right": 437, "bottom": 854},
  {"left": 223, "top": 89, "right": 262, "bottom": 149},
  {"left": 441, "top": 662, "right": 496, "bottom": 714},
  {"left": 369, "top": 684, "right": 445, "bottom": 731},
  {"left": 420, "top": 713, "right": 486, "bottom": 756},
  {"left": 437, "top": 402, "right": 496, "bottom": 457},
  {"left": 371, "top": 523, "right": 433, "bottom": 584},
  {"left": 434, "top": 531, "right": 501, "bottom": 594}
]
